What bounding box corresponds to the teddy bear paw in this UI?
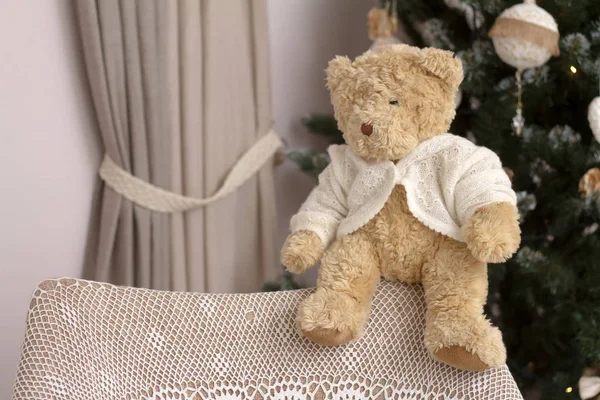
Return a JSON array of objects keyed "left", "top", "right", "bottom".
[
  {"left": 281, "top": 231, "right": 325, "bottom": 274},
  {"left": 426, "top": 314, "right": 506, "bottom": 371},
  {"left": 463, "top": 202, "right": 521, "bottom": 263},
  {"left": 296, "top": 290, "right": 370, "bottom": 346},
  {"left": 432, "top": 326, "right": 506, "bottom": 371}
]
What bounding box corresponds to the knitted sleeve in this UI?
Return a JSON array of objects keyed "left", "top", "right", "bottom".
[
  {"left": 453, "top": 147, "right": 517, "bottom": 226},
  {"left": 290, "top": 145, "right": 349, "bottom": 248}
]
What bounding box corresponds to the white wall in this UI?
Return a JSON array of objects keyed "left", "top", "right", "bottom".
[
  {"left": 0, "top": 0, "right": 101, "bottom": 397},
  {"left": 269, "top": 0, "right": 372, "bottom": 285}
]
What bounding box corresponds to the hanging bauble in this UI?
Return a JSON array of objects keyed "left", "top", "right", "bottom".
[
  {"left": 370, "top": 36, "right": 402, "bottom": 52},
  {"left": 579, "top": 167, "right": 600, "bottom": 198},
  {"left": 588, "top": 96, "right": 600, "bottom": 143},
  {"left": 488, "top": 0, "right": 560, "bottom": 70},
  {"left": 579, "top": 366, "right": 600, "bottom": 400},
  {"left": 367, "top": 1, "right": 409, "bottom": 52},
  {"left": 488, "top": 0, "right": 559, "bottom": 135}
]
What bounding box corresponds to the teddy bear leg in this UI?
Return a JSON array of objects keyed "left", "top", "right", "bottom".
[
  {"left": 422, "top": 239, "right": 506, "bottom": 371},
  {"left": 297, "top": 232, "right": 380, "bottom": 346}
]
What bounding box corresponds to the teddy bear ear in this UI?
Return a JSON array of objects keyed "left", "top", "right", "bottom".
[
  {"left": 416, "top": 48, "right": 464, "bottom": 90},
  {"left": 326, "top": 56, "right": 356, "bottom": 93}
]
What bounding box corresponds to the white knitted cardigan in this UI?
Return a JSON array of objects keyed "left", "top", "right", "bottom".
[{"left": 290, "top": 134, "right": 516, "bottom": 247}]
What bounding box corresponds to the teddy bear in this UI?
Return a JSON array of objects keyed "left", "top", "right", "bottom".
[{"left": 281, "top": 44, "right": 521, "bottom": 371}]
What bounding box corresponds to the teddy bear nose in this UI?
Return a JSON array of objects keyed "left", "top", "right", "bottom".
[{"left": 361, "top": 123, "right": 373, "bottom": 136}]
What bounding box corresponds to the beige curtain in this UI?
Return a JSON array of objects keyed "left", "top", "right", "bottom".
[{"left": 76, "top": 0, "right": 278, "bottom": 292}]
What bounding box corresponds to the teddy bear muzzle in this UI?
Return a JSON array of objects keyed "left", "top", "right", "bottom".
[{"left": 360, "top": 123, "right": 374, "bottom": 136}]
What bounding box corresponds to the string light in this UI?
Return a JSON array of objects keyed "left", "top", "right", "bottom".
[
  {"left": 566, "top": 386, "right": 573, "bottom": 393},
  {"left": 570, "top": 66, "right": 578, "bottom": 74}
]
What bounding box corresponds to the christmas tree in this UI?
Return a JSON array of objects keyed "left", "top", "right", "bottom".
[{"left": 289, "top": 1, "right": 600, "bottom": 398}]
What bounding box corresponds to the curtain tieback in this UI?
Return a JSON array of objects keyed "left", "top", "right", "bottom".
[{"left": 99, "top": 129, "right": 282, "bottom": 213}]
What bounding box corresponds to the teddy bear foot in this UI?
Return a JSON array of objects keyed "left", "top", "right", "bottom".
[
  {"left": 300, "top": 325, "right": 356, "bottom": 347},
  {"left": 426, "top": 314, "right": 506, "bottom": 371},
  {"left": 433, "top": 345, "right": 489, "bottom": 371},
  {"left": 297, "top": 289, "right": 370, "bottom": 346}
]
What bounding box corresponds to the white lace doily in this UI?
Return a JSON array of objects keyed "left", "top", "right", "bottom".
[{"left": 12, "top": 279, "right": 523, "bottom": 400}]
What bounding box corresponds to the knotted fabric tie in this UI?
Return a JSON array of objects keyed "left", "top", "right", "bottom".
[{"left": 99, "top": 129, "right": 282, "bottom": 213}]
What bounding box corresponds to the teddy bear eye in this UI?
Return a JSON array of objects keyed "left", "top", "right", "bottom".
[{"left": 389, "top": 99, "right": 399, "bottom": 106}]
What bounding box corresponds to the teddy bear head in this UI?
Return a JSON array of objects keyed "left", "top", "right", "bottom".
[{"left": 326, "top": 44, "right": 463, "bottom": 161}]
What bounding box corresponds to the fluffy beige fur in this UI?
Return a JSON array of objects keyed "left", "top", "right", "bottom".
[
  {"left": 281, "top": 45, "right": 521, "bottom": 371},
  {"left": 326, "top": 45, "right": 462, "bottom": 161}
]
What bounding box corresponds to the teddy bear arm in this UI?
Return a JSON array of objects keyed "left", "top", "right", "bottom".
[
  {"left": 281, "top": 230, "right": 325, "bottom": 274},
  {"left": 462, "top": 202, "right": 521, "bottom": 264}
]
